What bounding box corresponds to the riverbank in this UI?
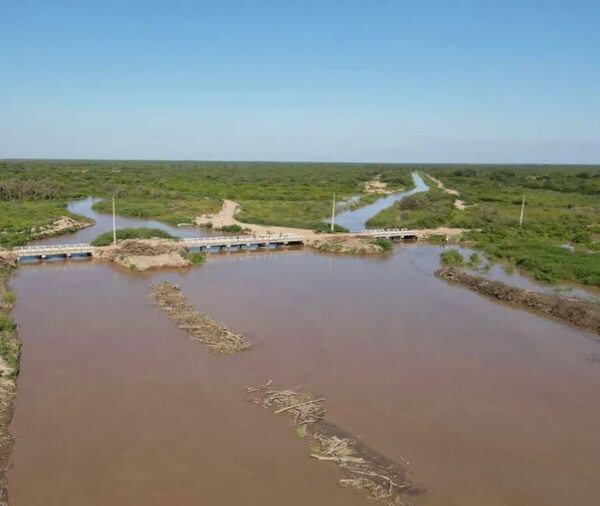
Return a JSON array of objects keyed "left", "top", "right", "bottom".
[
  {"left": 436, "top": 266, "right": 600, "bottom": 336},
  {"left": 0, "top": 257, "right": 19, "bottom": 504}
]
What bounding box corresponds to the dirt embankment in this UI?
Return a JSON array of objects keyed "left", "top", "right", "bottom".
[
  {"left": 363, "top": 176, "right": 395, "bottom": 195},
  {"left": 436, "top": 267, "right": 600, "bottom": 336},
  {"left": 196, "top": 200, "right": 316, "bottom": 237},
  {"left": 424, "top": 174, "right": 467, "bottom": 210},
  {"left": 308, "top": 235, "right": 390, "bottom": 255},
  {"left": 94, "top": 239, "right": 190, "bottom": 271},
  {"left": 0, "top": 263, "right": 20, "bottom": 504},
  {"left": 151, "top": 282, "right": 252, "bottom": 353},
  {"left": 30, "top": 216, "right": 93, "bottom": 239}
]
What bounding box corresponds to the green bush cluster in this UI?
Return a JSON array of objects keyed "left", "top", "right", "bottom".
[
  {"left": 441, "top": 249, "right": 465, "bottom": 266},
  {"left": 91, "top": 227, "right": 177, "bottom": 246}
]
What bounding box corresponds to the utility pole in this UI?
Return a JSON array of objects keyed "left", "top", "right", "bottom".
[
  {"left": 519, "top": 194, "right": 525, "bottom": 226},
  {"left": 330, "top": 193, "right": 336, "bottom": 232},
  {"left": 112, "top": 195, "right": 117, "bottom": 245}
]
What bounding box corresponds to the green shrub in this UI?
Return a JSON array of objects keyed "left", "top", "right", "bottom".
[
  {"left": 219, "top": 224, "right": 243, "bottom": 233},
  {"left": 183, "top": 252, "right": 206, "bottom": 265},
  {"left": 0, "top": 314, "right": 16, "bottom": 333},
  {"left": 468, "top": 253, "right": 482, "bottom": 267},
  {"left": 91, "top": 227, "right": 177, "bottom": 246},
  {"left": 441, "top": 249, "right": 464, "bottom": 266},
  {"left": 373, "top": 238, "right": 394, "bottom": 252},
  {"left": 313, "top": 222, "right": 349, "bottom": 233}
]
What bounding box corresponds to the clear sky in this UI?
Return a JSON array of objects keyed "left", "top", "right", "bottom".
[{"left": 1, "top": 0, "right": 599, "bottom": 163}]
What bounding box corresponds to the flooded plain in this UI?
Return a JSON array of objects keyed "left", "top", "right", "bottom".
[{"left": 7, "top": 245, "right": 600, "bottom": 506}]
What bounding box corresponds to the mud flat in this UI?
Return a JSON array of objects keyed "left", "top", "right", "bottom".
[{"left": 436, "top": 266, "right": 600, "bottom": 336}]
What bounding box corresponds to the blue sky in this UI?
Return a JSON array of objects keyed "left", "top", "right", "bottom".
[{"left": 1, "top": 0, "right": 599, "bottom": 163}]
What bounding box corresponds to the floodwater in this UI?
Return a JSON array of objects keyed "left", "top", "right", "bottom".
[
  {"left": 31, "top": 197, "right": 211, "bottom": 245},
  {"left": 8, "top": 246, "right": 600, "bottom": 506},
  {"left": 334, "top": 172, "right": 429, "bottom": 232}
]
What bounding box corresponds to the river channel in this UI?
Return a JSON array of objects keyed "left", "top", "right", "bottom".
[
  {"left": 31, "top": 197, "right": 212, "bottom": 245},
  {"left": 334, "top": 172, "right": 429, "bottom": 232},
  {"left": 7, "top": 244, "right": 600, "bottom": 506}
]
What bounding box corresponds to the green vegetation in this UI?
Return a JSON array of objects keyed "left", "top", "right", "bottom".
[
  {"left": 1, "top": 161, "right": 599, "bottom": 286},
  {"left": 0, "top": 160, "right": 412, "bottom": 247},
  {"left": 93, "top": 196, "right": 220, "bottom": 226},
  {"left": 0, "top": 266, "right": 20, "bottom": 377},
  {"left": 0, "top": 200, "right": 87, "bottom": 248},
  {"left": 468, "top": 252, "right": 482, "bottom": 268},
  {"left": 441, "top": 249, "right": 465, "bottom": 266},
  {"left": 313, "top": 222, "right": 349, "bottom": 233},
  {"left": 369, "top": 166, "right": 600, "bottom": 285},
  {"left": 373, "top": 237, "right": 394, "bottom": 252},
  {"left": 218, "top": 224, "right": 244, "bottom": 233},
  {"left": 181, "top": 251, "right": 206, "bottom": 265},
  {"left": 91, "top": 227, "right": 177, "bottom": 246}
]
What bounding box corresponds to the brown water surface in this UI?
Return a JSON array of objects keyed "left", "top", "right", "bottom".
[{"left": 8, "top": 246, "right": 600, "bottom": 506}]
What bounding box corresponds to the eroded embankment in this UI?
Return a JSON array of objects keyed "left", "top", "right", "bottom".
[
  {"left": 150, "top": 282, "right": 253, "bottom": 353},
  {"left": 0, "top": 256, "right": 20, "bottom": 504},
  {"left": 436, "top": 267, "right": 600, "bottom": 336},
  {"left": 94, "top": 239, "right": 190, "bottom": 271},
  {"left": 247, "top": 384, "right": 420, "bottom": 506}
]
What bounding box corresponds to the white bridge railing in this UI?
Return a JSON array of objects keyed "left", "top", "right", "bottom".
[
  {"left": 13, "top": 243, "right": 93, "bottom": 255},
  {"left": 182, "top": 234, "right": 304, "bottom": 246},
  {"left": 359, "top": 228, "right": 417, "bottom": 236}
]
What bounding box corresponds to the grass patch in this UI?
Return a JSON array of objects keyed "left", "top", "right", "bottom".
[
  {"left": 373, "top": 237, "right": 394, "bottom": 252},
  {"left": 92, "top": 196, "right": 221, "bottom": 226},
  {"left": 441, "top": 249, "right": 464, "bottom": 266},
  {"left": 218, "top": 224, "right": 244, "bottom": 233},
  {"left": 91, "top": 227, "right": 177, "bottom": 246},
  {"left": 182, "top": 251, "right": 206, "bottom": 265}
]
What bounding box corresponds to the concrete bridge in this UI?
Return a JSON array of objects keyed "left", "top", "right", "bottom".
[
  {"left": 12, "top": 230, "right": 419, "bottom": 262},
  {"left": 182, "top": 234, "right": 305, "bottom": 252},
  {"left": 13, "top": 243, "right": 94, "bottom": 261},
  {"left": 13, "top": 234, "right": 306, "bottom": 261},
  {"left": 358, "top": 229, "right": 419, "bottom": 240}
]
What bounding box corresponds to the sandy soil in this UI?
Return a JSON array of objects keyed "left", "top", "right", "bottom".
[
  {"left": 425, "top": 174, "right": 468, "bottom": 210},
  {"left": 196, "top": 200, "right": 466, "bottom": 242},
  {"left": 309, "top": 235, "right": 387, "bottom": 255},
  {"left": 93, "top": 239, "right": 190, "bottom": 271},
  {"left": 196, "top": 200, "right": 317, "bottom": 237},
  {"left": 116, "top": 252, "right": 190, "bottom": 271},
  {"left": 363, "top": 177, "right": 394, "bottom": 195},
  {"left": 31, "top": 216, "right": 92, "bottom": 238}
]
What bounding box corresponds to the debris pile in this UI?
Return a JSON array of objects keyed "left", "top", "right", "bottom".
[
  {"left": 151, "top": 282, "right": 253, "bottom": 353},
  {"left": 436, "top": 266, "right": 600, "bottom": 336},
  {"left": 94, "top": 239, "right": 190, "bottom": 271},
  {"left": 309, "top": 236, "right": 389, "bottom": 255},
  {"left": 247, "top": 383, "right": 416, "bottom": 505},
  {"left": 0, "top": 256, "right": 16, "bottom": 270}
]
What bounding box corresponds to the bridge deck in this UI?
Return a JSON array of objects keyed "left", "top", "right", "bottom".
[{"left": 12, "top": 229, "right": 419, "bottom": 261}]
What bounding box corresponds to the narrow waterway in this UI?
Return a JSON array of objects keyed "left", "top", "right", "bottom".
[
  {"left": 8, "top": 246, "right": 600, "bottom": 506},
  {"left": 31, "top": 197, "right": 212, "bottom": 245},
  {"left": 334, "top": 171, "right": 429, "bottom": 232}
]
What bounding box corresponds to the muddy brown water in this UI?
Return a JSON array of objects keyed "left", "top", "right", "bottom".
[{"left": 8, "top": 246, "right": 600, "bottom": 506}]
